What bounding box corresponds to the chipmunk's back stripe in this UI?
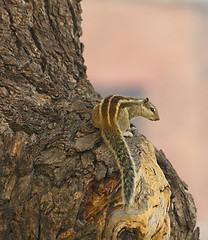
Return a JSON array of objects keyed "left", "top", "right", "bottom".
[
  {"left": 102, "top": 95, "right": 141, "bottom": 126},
  {"left": 120, "top": 101, "right": 139, "bottom": 108},
  {"left": 109, "top": 95, "right": 140, "bottom": 125},
  {"left": 109, "top": 95, "right": 125, "bottom": 125},
  {"left": 101, "top": 95, "right": 114, "bottom": 125}
]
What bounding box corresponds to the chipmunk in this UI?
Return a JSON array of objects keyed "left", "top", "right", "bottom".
[{"left": 91, "top": 95, "right": 160, "bottom": 206}]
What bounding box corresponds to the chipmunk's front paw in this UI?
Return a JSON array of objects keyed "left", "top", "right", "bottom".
[{"left": 123, "top": 131, "right": 133, "bottom": 137}]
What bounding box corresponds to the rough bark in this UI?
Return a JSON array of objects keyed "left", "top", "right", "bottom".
[{"left": 0, "top": 0, "right": 199, "bottom": 239}]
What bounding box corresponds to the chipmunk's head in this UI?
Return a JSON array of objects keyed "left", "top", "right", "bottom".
[{"left": 141, "top": 98, "right": 160, "bottom": 121}]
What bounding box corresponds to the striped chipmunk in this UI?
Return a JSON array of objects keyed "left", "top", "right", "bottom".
[{"left": 91, "top": 95, "right": 160, "bottom": 206}]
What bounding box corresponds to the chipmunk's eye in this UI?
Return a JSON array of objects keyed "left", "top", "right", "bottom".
[{"left": 150, "top": 108, "right": 155, "bottom": 112}]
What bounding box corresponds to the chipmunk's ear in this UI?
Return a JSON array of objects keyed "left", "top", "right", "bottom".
[{"left": 143, "top": 98, "right": 149, "bottom": 103}]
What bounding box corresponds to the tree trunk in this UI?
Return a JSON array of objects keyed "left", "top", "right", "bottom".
[{"left": 0, "top": 0, "right": 199, "bottom": 239}]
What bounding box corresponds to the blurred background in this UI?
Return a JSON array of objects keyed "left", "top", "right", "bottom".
[{"left": 81, "top": 0, "right": 208, "bottom": 239}]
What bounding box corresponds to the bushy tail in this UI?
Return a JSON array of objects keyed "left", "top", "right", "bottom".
[{"left": 101, "top": 128, "right": 136, "bottom": 206}]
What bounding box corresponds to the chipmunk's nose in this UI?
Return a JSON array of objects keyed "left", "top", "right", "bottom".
[{"left": 154, "top": 114, "right": 160, "bottom": 121}]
